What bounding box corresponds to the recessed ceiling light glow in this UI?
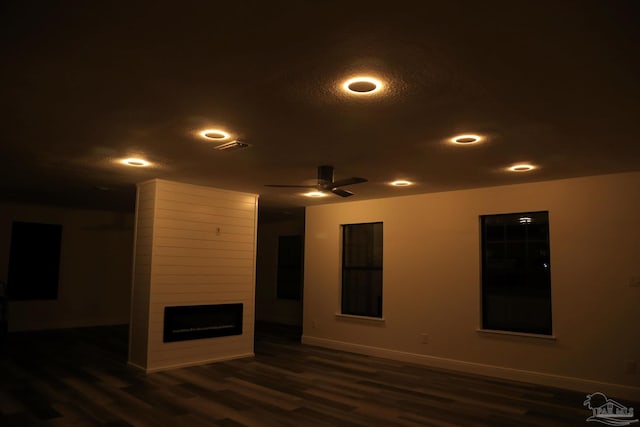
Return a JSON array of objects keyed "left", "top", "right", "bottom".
[
  {"left": 342, "top": 76, "right": 383, "bottom": 95},
  {"left": 508, "top": 164, "right": 536, "bottom": 172},
  {"left": 199, "top": 129, "right": 231, "bottom": 141},
  {"left": 390, "top": 180, "right": 413, "bottom": 187},
  {"left": 451, "top": 134, "right": 482, "bottom": 144},
  {"left": 304, "top": 191, "right": 328, "bottom": 198},
  {"left": 121, "top": 158, "right": 150, "bottom": 167}
]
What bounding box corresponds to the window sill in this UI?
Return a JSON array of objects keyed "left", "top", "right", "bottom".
[
  {"left": 476, "top": 328, "right": 556, "bottom": 341},
  {"left": 335, "top": 313, "right": 385, "bottom": 323}
]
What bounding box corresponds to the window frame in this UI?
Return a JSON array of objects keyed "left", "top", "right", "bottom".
[
  {"left": 340, "top": 221, "right": 383, "bottom": 319},
  {"left": 480, "top": 211, "right": 552, "bottom": 336}
]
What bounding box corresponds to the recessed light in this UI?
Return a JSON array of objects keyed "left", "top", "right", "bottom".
[
  {"left": 304, "top": 191, "right": 328, "bottom": 198},
  {"left": 451, "top": 134, "right": 482, "bottom": 144},
  {"left": 390, "top": 180, "right": 413, "bottom": 187},
  {"left": 508, "top": 164, "right": 536, "bottom": 172},
  {"left": 199, "top": 129, "right": 231, "bottom": 141},
  {"left": 342, "top": 76, "right": 383, "bottom": 95},
  {"left": 121, "top": 158, "right": 150, "bottom": 167}
]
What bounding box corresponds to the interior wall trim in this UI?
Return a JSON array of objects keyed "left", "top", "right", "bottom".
[
  {"left": 301, "top": 335, "right": 640, "bottom": 402},
  {"left": 132, "top": 352, "right": 255, "bottom": 374}
]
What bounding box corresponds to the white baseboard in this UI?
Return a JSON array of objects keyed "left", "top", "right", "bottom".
[
  {"left": 301, "top": 335, "right": 640, "bottom": 402},
  {"left": 132, "top": 352, "right": 255, "bottom": 374},
  {"left": 126, "top": 360, "right": 148, "bottom": 372}
]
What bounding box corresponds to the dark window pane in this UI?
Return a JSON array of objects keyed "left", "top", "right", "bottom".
[
  {"left": 506, "top": 222, "right": 526, "bottom": 240},
  {"left": 7, "top": 222, "right": 62, "bottom": 301},
  {"left": 481, "top": 212, "right": 552, "bottom": 335},
  {"left": 342, "top": 270, "right": 382, "bottom": 317},
  {"left": 484, "top": 224, "right": 505, "bottom": 242},
  {"left": 342, "top": 222, "right": 383, "bottom": 318}
]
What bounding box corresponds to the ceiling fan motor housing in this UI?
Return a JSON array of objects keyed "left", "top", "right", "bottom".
[{"left": 318, "top": 165, "right": 335, "bottom": 185}]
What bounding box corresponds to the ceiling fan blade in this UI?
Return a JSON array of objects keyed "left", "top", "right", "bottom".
[
  {"left": 265, "top": 184, "right": 316, "bottom": 188},
  {"left": 265, "top": 166, "right": 367, "bottom": 197},
  {"left": 332, "top": 188, "right": 354, "bottom": 197},
  {"left": 331, "top": 177, "right": 368, "bottom": 188}
]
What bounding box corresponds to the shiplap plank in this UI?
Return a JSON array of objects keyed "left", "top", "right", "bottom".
[
  {"left": 155, "top": 209, "right": 255, "bottom": 227},
  {"left": 134, "top": 247, "right": 152, "bottom": 256},
  {"left": 154, "top": 201, "right": 255, "bottom": 219},
  {"left": 148, "top": 334, "right": 251, "bottom": 351},
  {"left": 136, "top": 192, "right": 156, "bottom": 204},
  {"left": 152, "top": 275, "right": 251, "bottom": 285},
  {"left": 154, "top": 218, "right": 253, "bottom": 235},
  {"left": 134, "top": 255, "right": 152, "bottom": 265},
  {"left": 135, "top": 228, "right": 154, "bottom": 239},
  {"left": 148, "top": 344, "right": 254, "bottom": 361},
  {"left": 153, "top": 227, "right": 255, "bottom": 242},
  {"left": 136, "top": 202, "right": 155, "bottom": 213},
  {"left": 148, "top": 339, "right": 253, "bottom": 358},
  {"left": 152, "top": 256, "right": 253, "bottom": 268},
  {"left": 157, "top": 180, "right": 257, "bottom": 203},
  {"left": 151, "top": 290, "right": 254, "bottom": 299},
  {"left": 154, "top": 237, "right": 254, "bottom": 251},
  {"left": 155, "top": 193, "right": 255, "bottom": 212},
  {"left": 153, "top": 246, "right": 252, "bottom": 258},
  {"left": 133, "top": 264, "right": 152, "bottom": 276},
  {"left": 147, "top": 335, "right": 252, "bottom": 353},
  {"left": 129, "top": 180, "right": 157, "bottom": 368},
  {"left": 151, "top": 265, "right": 253, "bottom": 277},
  {"left": 151, "top": 292, "right": 250, "bottom": 302}
]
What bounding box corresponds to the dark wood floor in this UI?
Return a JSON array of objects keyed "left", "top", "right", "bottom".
[{"left": 0, "top": 324, "right": 632, "bottom": 426}]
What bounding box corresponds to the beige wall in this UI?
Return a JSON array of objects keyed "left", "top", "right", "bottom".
[
  {"left": 256, "top": 217, "right": 305, "bottom": 326},
  {"left": 0, "top": 202, "right": 133, "bottom": 331},
  {"left": 302, "top": 172, "right": 640, "bottom": 400},
  {"left": 129, "top": 179, "right": 258, "bottom": 372}
]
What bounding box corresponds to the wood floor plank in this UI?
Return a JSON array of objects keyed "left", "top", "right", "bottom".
[{"left": 1, "top": 323, "right": 635, "bottom": 426}]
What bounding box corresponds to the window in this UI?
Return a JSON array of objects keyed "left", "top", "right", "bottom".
[
  {"left": 8, "top": 221, "right": 63, "bottom": 300},
  {"left": 481, "top": 211, "right": 552, "bottom": 335},
  {"left": 276, "top": 235, "right": 303, "bottom": 300},
  {"left": 341, "top": 222, "right": 383, "bottom": 318}
]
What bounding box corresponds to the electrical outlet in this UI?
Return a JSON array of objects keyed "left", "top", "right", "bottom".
[
  {"left": 421, "top": 333, "right": 429, "bottom": 344},
  {"left": 312, "top": 320, "right": 317, "bottom": 329},
  {"left": 625, "top": 360, "right": 637, "bottom": 375}
]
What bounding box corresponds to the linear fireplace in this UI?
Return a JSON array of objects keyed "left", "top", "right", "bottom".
[{"left": 163, "top": 303, "right": 243, "bottom": 343}]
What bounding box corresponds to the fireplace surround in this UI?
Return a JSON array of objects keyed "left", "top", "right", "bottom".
[{"left": 163, "top": 303, "right": 243, "bottom": 343}]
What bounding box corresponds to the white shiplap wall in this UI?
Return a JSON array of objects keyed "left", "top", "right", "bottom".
[{"left": 128, "top": 179, "right": 258, "bottom": 372}]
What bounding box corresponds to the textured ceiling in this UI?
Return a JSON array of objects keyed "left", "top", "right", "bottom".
[{"left": 2, "top": 1, "right": 639, "bottom": 217}]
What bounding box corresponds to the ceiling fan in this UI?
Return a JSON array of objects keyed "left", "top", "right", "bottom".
[{"left": 265, "top": 165, "right": 367, "bottom": 197}]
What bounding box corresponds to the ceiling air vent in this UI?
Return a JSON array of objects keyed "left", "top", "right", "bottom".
[{"left": 214, "top": 140, "right": 250, "bottom": 151}]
